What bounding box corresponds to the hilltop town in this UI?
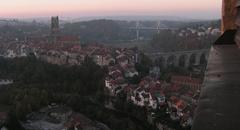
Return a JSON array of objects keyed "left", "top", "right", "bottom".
[{"left": 0, "top": 16, "right": 217, "bottom": 130}]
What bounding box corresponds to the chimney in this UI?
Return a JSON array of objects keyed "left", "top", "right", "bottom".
[{"left": 222, "top": 0, "right": 237, "bottom": 33}]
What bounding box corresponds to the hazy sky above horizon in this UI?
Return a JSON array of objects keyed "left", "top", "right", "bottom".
[{"left": 0, "top": 0, "right": 221, "bottom": 19}]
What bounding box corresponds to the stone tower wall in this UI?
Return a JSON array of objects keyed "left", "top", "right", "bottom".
[{"left": 222, "top": 0, "right": 237, "bottom": 32}]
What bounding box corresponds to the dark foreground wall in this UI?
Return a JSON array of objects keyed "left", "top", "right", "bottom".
[{"left": 192, "top": 40, "right": 240, "bottom": 130}]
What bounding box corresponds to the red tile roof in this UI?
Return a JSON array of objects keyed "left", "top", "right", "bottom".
[
  {"left": 57, "top": 36, "right": 80, "bottom": 42},
  {"left": 169, "top": 96, "right": 187, "bottom": 110},
  {"left": 171, "top": 75, "right": 202, "bottom": 85}
]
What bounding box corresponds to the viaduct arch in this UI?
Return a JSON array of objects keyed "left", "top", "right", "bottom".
[{"left": 146, "top": 49, "right": 210, "bottom": 68}]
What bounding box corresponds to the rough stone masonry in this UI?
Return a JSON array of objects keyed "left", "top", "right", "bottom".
[{"left": 222, "top": 0, "right": 237, "bottom": 32}]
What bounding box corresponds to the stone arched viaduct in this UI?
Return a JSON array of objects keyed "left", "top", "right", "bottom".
[{"left": 146, "top": 49, "right": 210, "bottom": 68}]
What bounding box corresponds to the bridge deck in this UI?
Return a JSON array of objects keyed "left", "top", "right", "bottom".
[{"left": 146, "top": 49, "right": 210, "bottom": 56}]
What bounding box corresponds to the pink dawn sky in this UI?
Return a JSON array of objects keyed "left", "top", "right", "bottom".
[{"left": 0, "top": 0, "right": 221, "bottom": 19}]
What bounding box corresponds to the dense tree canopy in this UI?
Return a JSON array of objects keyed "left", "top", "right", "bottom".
[
  {"left": 0, "top": 56, "right": 107, "bottom": 118},
  {"left": 0, "top": 56, "right": 153, "bottom": 130}
]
